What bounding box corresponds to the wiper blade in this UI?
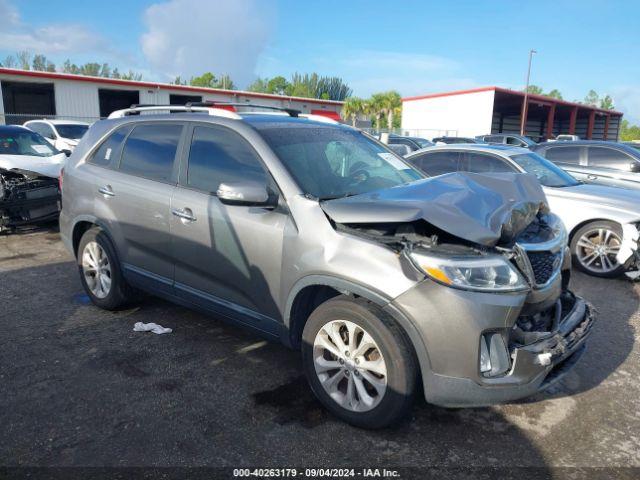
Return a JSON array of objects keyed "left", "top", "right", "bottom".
[{"left": 319, "top": 192, "right": 358, "bottom": 201}]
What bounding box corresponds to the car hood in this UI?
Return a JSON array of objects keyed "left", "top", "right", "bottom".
[
  {"left": 545, "top": 183, "right": 640, "bottom": 215},
  {"left": 0, "top": 153, "right": 66, "bottom": 178},
  {"left": 321, "top": 172, "right": 549, "bottom": 247}
]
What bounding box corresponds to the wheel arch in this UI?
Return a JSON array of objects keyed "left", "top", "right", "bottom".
[
  {"left": 283, "top": 275, "right": 433, "bottom": 376},
  {"left": 71, "top": 215, "right": 117, "bottom": 257},
  {"left": 568, "top": 218, "right": 621, "bottom": 243}
]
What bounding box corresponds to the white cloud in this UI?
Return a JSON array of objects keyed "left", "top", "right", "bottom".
[
  {"left": 0, "top": 0, "right": 111, "bottom": 56},
  {"left": 141, "top": 0, "right": 274, "bottom": 85}
]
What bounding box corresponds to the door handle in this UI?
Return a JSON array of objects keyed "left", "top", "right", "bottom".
[
  {"left": 98, "top": 185, "right": 115, "bottom": 197},
  {"left": 172, "top": 207, "right": 197, "bottom": 222},
  {"left": 587, "top": 174, "right": 598, "bottom": 180}
]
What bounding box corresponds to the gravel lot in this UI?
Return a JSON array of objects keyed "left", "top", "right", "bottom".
[{"left": 1, "top": 226, "right": 639, "bottom": 477}]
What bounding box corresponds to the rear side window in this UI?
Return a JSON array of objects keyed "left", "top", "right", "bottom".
[
  {"left": 186, "top": 126, "right": 267, "bottom": 193},
  {"left": 89, "top": 126, "right": 132, "bottom": 167},
  {"left": 543, "top": 146, "right": 581, "bottom": 164},
  {"left": 411, "top": 151, "right": 459, "bottom": 176},
  {"left": 119, "top": 124, "right": 183, "bottom": 182},
  {"left": 460, "top": 152, "right": 513, "bottom": 173},
  {"left": 587, "top": 146, "right": 633, "bottom": 167}
]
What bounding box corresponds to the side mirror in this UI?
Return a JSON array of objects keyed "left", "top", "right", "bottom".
[
  {"left": 217, "top": 181, "right": 275, "bottom": 207},
  {"left": 61, "top": 149, "right": 72, "bottom": 157}
]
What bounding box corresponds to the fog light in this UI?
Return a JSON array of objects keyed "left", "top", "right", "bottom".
[{"left": 479, "top": 333, "right": 511, "bottom": 377}]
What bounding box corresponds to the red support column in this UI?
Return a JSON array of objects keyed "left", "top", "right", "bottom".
[
  {"left": 569, "top": 107, "right": 578, "bottom": 134},
  {"left": 545, "top": 104, "right": 556, "bottom": 140},
  {"left": 603, "top": 114, "right": 610, "bottom": 140},
  {"left": 586, "top": 110, "right": 596, "bottom": 139}
]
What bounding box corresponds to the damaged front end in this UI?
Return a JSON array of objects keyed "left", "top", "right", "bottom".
[
  {"left": 0, "top": 168, "right": 60, "bottom": 233},
  {"left": 321, "top": 172, "right": 595, "bottom": 405}
]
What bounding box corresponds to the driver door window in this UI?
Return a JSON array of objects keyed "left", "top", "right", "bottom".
[{"left": 459, "top": 152, "right": 514, "bottom": 173}]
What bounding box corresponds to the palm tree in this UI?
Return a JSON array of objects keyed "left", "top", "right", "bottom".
[
  {"left": 380, "top": 91, "right": 402, "bottom": 131},
  {"left": 341, "top": 97, "right": 364, "bottom": 127},
  {"left": 369, "top": 93, "right": 386, "bottom": 131}
]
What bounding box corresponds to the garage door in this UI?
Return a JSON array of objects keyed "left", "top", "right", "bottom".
[
  {"left": 1, "top": 81, "right": 56, "bottom": 125},
  {"left": 99, "top": 89, "right": 140, "bottom": 118}
]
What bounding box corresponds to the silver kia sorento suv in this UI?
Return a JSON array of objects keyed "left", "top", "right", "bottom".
[{"left": 60, "top": 104, "right": 594, "bottom": 428}]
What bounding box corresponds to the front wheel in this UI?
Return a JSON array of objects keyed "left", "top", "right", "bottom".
[
  {"left": 301, "top": 296, "right": 416, "bottom": 429},
  {"left": 570, "top": 221, "right": 626, "bottom": 278}
]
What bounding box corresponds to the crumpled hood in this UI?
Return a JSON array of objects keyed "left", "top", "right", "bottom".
[
  {"left": 321, "top": 172, "right": 549, "bottom": 246},
  {"left": 0, "top": 153, "right": 65, "bottom": 179}
]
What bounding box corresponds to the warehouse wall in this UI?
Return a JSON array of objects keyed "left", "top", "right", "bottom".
[
  {"left": 402, "top": 90, "right": 495, "bottom": 137},
  {"left": 54, "top": 80, "right": 100, "bottom": 120}
]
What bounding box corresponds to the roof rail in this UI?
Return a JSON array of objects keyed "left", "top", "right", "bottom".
[
  {"left": 187, "top": 101, "right": 301, "bottom": 118},
  {"left": 107, "top": 104, "right": 242, "bottom": 120}
]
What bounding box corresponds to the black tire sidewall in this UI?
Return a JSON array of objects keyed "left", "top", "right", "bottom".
[
  {"left": 77, "top": 227, "right": 129, "bottom": 309},
  {"left": 570, "top": 220, "right": 625, "bottom": 278},
  {"left": 301, "top": 297, "right": 416, "bottom": 429}
]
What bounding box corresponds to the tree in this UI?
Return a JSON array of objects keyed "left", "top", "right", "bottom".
[
  {"left": 267, "top": 76, "right": 289, "bottom": 95},
  {"left": 120, "top": 70, "right": 143, "bottom": 81},
  {"left": 16, "top": 51, "right": 31, "bottom": 70},
  {"left": 2, "top": 55, "right": 17, "bottom": 68},
  {"left": 621, "top": 120, "right": 640, "bottom": 141},
  {"left": 525, "top": 85, "right": 543, "bottom": 95},
  {"left": 247, "top": 77, "right": 269, "bottom": 93},
  {"left": 368, "top": 93, "right": 386, "bottom": 130},
  {"left": 379, "top": 91, "right": 402, "bottom": 130},
  {"left": 172, "top": 76, "right": 187, "bottom": 86},
  {"left": 546, "top": 89, "right": 563, "bottom": 100},
  {"left": 584, "top": 90, "right": 599, "bottom": 106},
  {"left": 341, "top": 97, "right": 365, "bottom": 127},
  {"left": 189, "top": 72, "right": 234, "bottom": 89},
  {"left": 32, "top": 54, "right": 47, "bottom": 71},
  {"left": 600, "top": 95, "right": 614, "bottom": 110}
]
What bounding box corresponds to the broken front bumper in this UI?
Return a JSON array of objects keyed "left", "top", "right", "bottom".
[{"left": 390, "top": 276, "right": 594, "bottom": 407}]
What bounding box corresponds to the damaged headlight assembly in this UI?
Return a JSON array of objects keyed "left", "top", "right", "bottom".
[{"left": 409, "top": 252, "right": 528, "bottom": 292}]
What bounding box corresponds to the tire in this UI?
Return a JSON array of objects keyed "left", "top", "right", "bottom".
[
  {"left": 301, "top": 296, "right": 416, "bottom": 429},
  {"left": 77, "top": 227, "right": 133, "bottom": 310},
  {"left": 570, "top": 220, "right": 626, "bottom": 278}
]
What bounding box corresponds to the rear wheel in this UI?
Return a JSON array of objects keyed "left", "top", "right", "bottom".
[
  {"left": 77, "top": 227, "right": 133, "bottom": 309},
  {"left": 570, "top": 221, "right": 625, "bottom": 278},
  {"left": 301, "top": 296, "right": 416, "bottom": 429}
]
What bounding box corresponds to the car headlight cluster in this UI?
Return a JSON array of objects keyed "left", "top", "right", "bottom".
[{"left": 409, "top": 251, "right": 528, "bottom": 292}]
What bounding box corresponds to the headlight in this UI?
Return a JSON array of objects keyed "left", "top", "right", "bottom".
[{"left": 409, "top": 251, "right": 528, "bottom": 292}]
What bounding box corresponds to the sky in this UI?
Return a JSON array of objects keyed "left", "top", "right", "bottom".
[{"left": 1, "top": 0, "right": 639, "bottom": 122}]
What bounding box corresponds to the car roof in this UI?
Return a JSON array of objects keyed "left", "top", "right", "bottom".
[
  {"left": 25, "top": 119, "right": 90, "bottom": 125},
  {"left": 0, "top": 125, "right": 31, "bottom": 134},
  {"left": 408, "top": 143, "right": 529, "bottom": 157},
  {"left": 536, "top": 140, "right": 624, "bottom": 147}
]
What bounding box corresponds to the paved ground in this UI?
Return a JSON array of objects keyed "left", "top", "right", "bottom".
[{"left": 1, "top": 226, "right": 639, "bottom": 475}]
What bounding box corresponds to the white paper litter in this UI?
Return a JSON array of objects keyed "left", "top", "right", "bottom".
[{"left": 133, "top": 322, "right": 172, "bottom": 335}]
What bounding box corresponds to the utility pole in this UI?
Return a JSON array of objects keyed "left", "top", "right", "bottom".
[{"left": 520, "top": 49, "right": 537, "bottom": 136}]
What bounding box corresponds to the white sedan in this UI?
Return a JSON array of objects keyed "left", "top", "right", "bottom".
[
  {"left": 23, "top": 119, "right": 90, "bottom": 153},
  {"left": 0, "top": 125, "right": 66, "bottom": 178}
]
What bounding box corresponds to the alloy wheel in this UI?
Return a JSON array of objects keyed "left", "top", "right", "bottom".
[
  {"left": 82, "top": 241, "right": 112, "bottom": 299},
  {"left": 575, "top": 227, "right": 622, "bottom": 274},
  {"left": 313, "top": 319, "right": 387, "bottom": 412}
]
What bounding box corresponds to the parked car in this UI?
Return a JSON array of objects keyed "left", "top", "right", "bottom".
[
  {"left": 0, "top": 125, "right": 66, "bottom": 178},
  {"left": 24, "top": 119, "right": 90, "bottom": 153},
  {"left": 60, "top": 105, "right": 593, "bottom": 428},
  {"left": 0, "top": 126, "right": 62, "bottom": 232},
  {"left": 534, "top": 140, "right": 640, "bottom": 190},
  {"left": 406, "top": 144, "right": 640, "bottom": 278},
  {"left": 624, "top": 141, "right": 640, "bottom": 152},
  {"left": 476, "top": 134, "right": 537, "bottom": 148},
  {"left": 387, "top": 135, "right": 433, "bottom": 152},
  {"left": 555, "top": 134, "right": 580, "bottom": 141},
  {"left": 431, "top": 136, "right": 482, "bottom": 144}
]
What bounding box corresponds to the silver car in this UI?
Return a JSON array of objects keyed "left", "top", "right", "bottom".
[
  {"left": 59, "top": 105, "right": 593, "bottom": 428},
  {"left": 405, "top": 144, "right": 640, "bottom": 278}
]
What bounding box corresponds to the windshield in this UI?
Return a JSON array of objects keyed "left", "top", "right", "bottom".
[
  {"left": 258, "top": 126, "right": 423, "bottom": 199},
  {"left": 511, "top": 153, "right": 580, "bottom": 187},
  {"left": 55, "top": 124, "right": 89, "bottom": 139},
  {"left": 0, "top": 130, "right": 60, "bottom": 157},
  {"left": 413, "top": 138, "right": 433, "bottom": 148}
]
